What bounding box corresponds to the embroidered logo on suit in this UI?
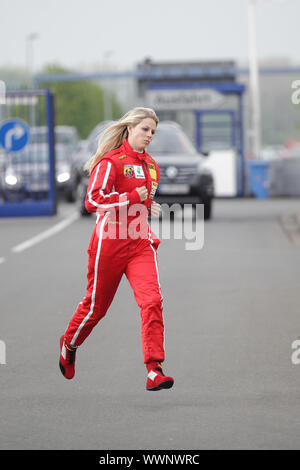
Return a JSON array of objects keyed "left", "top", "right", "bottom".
[
  {"left": 124, "top": 165, "right": 134, "bottom": 178},
  {"left": 150, "top": 181, "right": 158, "bottom": 199},
  {"left": 148, "top": 163, "right": 157, "bottom": 180},
  {"left": 133, "top": 165, "right": 145, "bottom": 179}
]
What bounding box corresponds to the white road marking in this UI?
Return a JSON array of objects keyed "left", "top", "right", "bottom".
[
  {"left": 0, "top": 257, "right": 5, "bottom": 265},
  {"left": 11, "top": 212, "right": 79, "bottom": 254}
]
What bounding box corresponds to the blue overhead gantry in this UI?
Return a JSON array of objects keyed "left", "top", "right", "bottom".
[{"left": 136, "top": 60, "right": 246, "bottom": 197}]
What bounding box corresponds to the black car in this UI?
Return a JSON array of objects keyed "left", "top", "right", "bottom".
[
  {"left": 76, "top": 121, "right": 214, "bottom": 219},
  {"left": 147, "top": 121, "right": 214, "bottom": 219}
]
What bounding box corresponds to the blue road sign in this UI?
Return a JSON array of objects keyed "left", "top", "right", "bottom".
[{"left": 0, "top": 119, "right": 29, "bottom": 153}]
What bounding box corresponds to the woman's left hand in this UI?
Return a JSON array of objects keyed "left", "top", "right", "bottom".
[{"left": 150, "top": 201, "right": 161, "bottom": 218}]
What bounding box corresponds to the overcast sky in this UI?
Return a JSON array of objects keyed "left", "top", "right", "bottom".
[{"left": 1, "top": 0, "right": 299, "bottom": 73}]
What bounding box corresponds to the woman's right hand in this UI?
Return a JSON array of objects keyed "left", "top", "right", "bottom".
[{"left": 136, "top": 186, "right": 148, "bottom": 202}]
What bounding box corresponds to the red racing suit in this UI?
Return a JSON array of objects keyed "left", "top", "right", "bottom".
[{"left": 63, "top": 138, "right": 164, "bottom": 364}]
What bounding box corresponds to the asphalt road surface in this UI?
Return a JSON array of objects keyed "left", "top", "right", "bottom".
[{"left": 1, "top": 197, "right": 300, "bottom": 450}]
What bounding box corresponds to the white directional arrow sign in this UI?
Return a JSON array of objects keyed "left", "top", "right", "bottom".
[
  {"left": 0, "top": 119, "right": 29, "bottom": 152},
  {"left": 5, "top": 125, "right": 25, "bottom": 151}
]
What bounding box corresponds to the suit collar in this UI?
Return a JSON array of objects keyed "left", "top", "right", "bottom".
[{"left": 122, "top": 138, "right": 147, "bottom": 161}]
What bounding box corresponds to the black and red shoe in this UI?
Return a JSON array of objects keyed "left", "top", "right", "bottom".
[
  {"left": 146, "top": 361, "right": 174, "bottom": 391},
  {"left": 59, "top": 336, "right": 77, "bottom": 380}
]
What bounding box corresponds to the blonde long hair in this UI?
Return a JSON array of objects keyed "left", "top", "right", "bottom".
[{"left": 84, "top": 107, "right": 159, "bottom": 174}]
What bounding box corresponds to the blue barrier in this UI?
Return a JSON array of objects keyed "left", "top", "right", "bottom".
[
  {"left": 0, "top": 89, "right": 56, "bottom": 217},
  {"left": 247, "top": 160, "right": 270, "bottom": 199}
]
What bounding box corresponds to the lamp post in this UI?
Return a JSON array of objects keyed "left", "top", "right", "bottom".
[
  {"left": 102, "top": 50, "right": 114, "bottom": 121},
  {"left": 247, "top": 0, "right": 289, "bottom": 159},
  {"left": 26, "top": 32, "right": 39, "bottom": 88},
  {"left": 247, "top": 0, "right": 261, "bottom": 160}
]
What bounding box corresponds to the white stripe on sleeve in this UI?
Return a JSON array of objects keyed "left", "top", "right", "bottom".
[{"left": 88, "top": 161, "right": 129, "bottom": 209}]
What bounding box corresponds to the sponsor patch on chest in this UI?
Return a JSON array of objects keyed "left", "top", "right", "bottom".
[
  {"left": 149, "top": 181, "right": 158, "bottom": 199},
  {"left": 124, "top": 165, "right": 134, "bottom": 178},
  {"left": 133, "top": 165, "right": 145, "bottom": 179},
  {"left": 123, "top": 164, "right": 145, "bottom": 179},
  {"left": 148, "top": 163, "right": 157, "bottom": 180}
]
